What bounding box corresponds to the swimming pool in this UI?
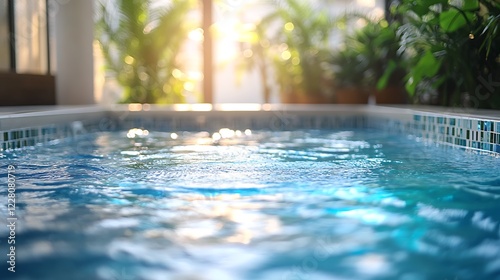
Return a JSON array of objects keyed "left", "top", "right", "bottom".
[{"left": 1, "top": 125, "right": 500, "bottom": 280}]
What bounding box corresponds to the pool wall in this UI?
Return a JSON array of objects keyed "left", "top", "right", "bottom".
[{"left": 0, "top": 105, "right": 499, "bottom": 156}]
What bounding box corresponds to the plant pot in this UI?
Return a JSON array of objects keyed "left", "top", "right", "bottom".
[
  {"left": 297, "top": 94, "right": 335, "bottom": 104},
  {"left": 280, "top": 90, "right": 334, "bottom": 104},
  {"left": 335, "top": 87, "right": 369, "bottom": 104},
  {"left": 374, "top": 86, "right": 407, "bottom": 104},
  {"left": 279, "top": 91, "right": 299, "bottom": 104}
]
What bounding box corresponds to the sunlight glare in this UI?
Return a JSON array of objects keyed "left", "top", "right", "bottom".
[
  {"left": 356, "top": 0, "right": 376, "bottom": 7},
  {"left": 219, "top": 128, "right": 235, "bottom": 138},
  {"left": 188, "top": 28, "right": 204, "bottom": 41},
  {"left": 212, "top": 132, "right": 222, "bottom": 141},
  {"left": 183, "top": 81, "right": 195, "bottom": 91},
  {"left": 127, "top": 128, "right": 149, "bottom": 139},
  {"left": 281, "top": 50, "right": 292, "bottom": 60},
  {"left": 187, "top": 71, "right": 204, "bottom": 81},
  {"left": 128, "top": 103, "right": 142, "bottom": 111},
  {"left": 172, "top": 68, "right": 184, "bottom": 79},
  {"left": 124, "top": 55, "right": 134, "bottom": 65}
]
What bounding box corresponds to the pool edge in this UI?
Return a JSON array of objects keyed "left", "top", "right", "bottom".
[{"left": 0, "top": 105, "right": 498, "bottom": 157}]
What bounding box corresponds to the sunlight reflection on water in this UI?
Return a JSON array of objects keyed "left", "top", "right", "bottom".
[{"left": 1, "top": 129, "right": 500, "bottom": 279}]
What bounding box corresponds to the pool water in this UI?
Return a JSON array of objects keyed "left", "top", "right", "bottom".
[{"left": 1, "top": 129, "right": 500, "bottom": 280}]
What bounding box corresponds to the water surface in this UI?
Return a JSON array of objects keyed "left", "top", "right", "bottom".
[{"left": 1, "top": 129, "right": 500, "bottom": 280}]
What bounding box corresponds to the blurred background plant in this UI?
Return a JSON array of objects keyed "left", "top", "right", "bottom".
[
  {"left": 330, "top": 14, "right": 407, "bottom": 104},
  {"left": 394, "top": 0, "right": 500, "bottom": 109},
  {"left": 234, "top": 0, "right": 337, "bottom": 104},
  {"left": 330, "top": 26, "right": 371, "bottom": 104},
  {"left": 94, "top": 0, "right": 500, "bottom": 108},
  {"left": 232, "top": 21, "right": 273, "bottom": 103},
  {"left": 95, "top": 0, "right": 194, "bottom": 104},
  {"left": 269, "top": 0, "right": 336, "bottom": 103}
]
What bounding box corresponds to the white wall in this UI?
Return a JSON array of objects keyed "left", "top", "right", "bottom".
[{"left": 55, "top": 0, "right": 95, "bottom": 105}]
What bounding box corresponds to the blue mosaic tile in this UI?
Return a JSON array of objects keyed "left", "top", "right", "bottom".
[{"left": 484, "top": 121, "right": 491, "bottom": 131}]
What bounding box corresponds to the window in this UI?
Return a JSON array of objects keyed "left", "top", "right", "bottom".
[
  {"left": 0, "top": 0, "right": 55, "bottom": 107},
  {"left": 0, "top": 0, "right": 9, "bottom": 71},
  {"left": 15, "top": 0, "right": 48, "bottom": 74}
]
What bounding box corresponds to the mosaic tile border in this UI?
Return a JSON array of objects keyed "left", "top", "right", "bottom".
[
  {"left": 0, "top": 107, "right": 109, "bottom": 153},
  {"left": 412, "top": 116, "right": 500, "bottom": 154},
  {"left": 368, "top": 109, "right": 500, "bottom": 156},
  {"left": 0, "top": 106, "right": 499, "bottom": 157},
  {"left": 0, "top": 121, "right": 108, "bottom": 152}
]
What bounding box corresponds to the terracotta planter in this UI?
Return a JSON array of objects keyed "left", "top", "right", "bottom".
[
  {"left": 280, "top": 90, "right": 334, "bottom": 104},
  {"left": 374, "top": 86, "right": 407, "bottom": 104},
  {"left": 279, "top": 91, "right": 299, "bottom": 104},
  {"left": 335, "top": 87, "right": 369, "bottom": 104}
]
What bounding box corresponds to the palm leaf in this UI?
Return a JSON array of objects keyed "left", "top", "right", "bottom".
[{"left": 95, "top": 0, "right": 193, "bottom": 103}]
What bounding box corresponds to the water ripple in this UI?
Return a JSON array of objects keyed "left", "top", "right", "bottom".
[{"left": 1, "top": 129, "right": 500, "bottom": 280}]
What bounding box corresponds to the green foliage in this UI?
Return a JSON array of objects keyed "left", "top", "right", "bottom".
[
  {"left": 330, "top": 47, "right": 369, "bottom": 88},
  {"left": 332, "top": 16, "right": 406, "bottom": 91},
  {"left": 95, "top": 0, "right": 194, "bottom": 104},
  {"left": 405, "top": 50, "right": 441, "bottom": 94},
  {"left": 261, "top": 0, "right": 336, "bottom": 100},
  {"left": 395, "top": 0, "right": 500, "bottom": 108},
  {"left": 439, "top": 9, "right": 475, "bottom": 32}
]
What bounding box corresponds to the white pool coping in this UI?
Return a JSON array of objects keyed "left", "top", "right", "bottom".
[{"left": 0, "top": 104, "right": 498, "bottom": 120}]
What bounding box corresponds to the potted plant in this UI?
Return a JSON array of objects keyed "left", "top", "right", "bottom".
[
  {"left": 258, "top": 0, "right": 336, "bottom": 104},
  {"left": 331, "top": 15, "right": 407, "bottom": 104},
  {"left": 330, "top": 47, "right": 370, "bottom": 104},
  {"left": 95, "top": 0, "right": 194, "bottom": 104},
  {"left": 394, "top": 0, "right": 500, "bottom": 108}
]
